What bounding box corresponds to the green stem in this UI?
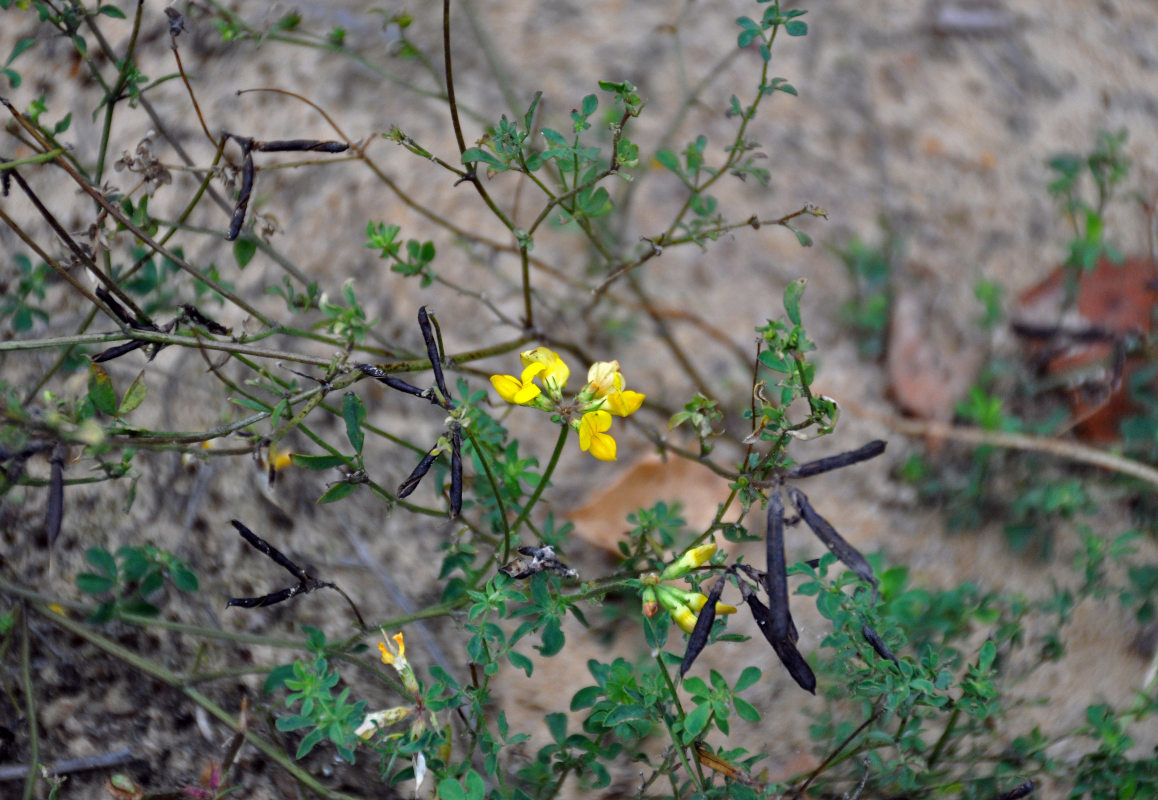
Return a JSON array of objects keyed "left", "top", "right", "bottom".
[
  {"left": 508, "top": 424, "right": 569, "bottom": 538},
  {"left": 19, "top": 608, "right": 38, "bottom": 800},
  {"left": 33, "top": 601, "right": 364, "bottom": 800},
  {"left": 654, "top": 652, "right": 706, "bottom": 790}
]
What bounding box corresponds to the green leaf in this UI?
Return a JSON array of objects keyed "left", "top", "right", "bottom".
[
  {"left": 233, "top": 237, "right": 257, "bottom": 269},
  {"left": 291, "top": 454, "right": 349, "bottom": 470},
  {"left": 538, "top": 618, "right": 565, "bottom": 656},
  {"left": 507, "top": 649, "right": 533, "bottom": 676},
  {"left": 5, "top": 36, "right": 37, "bottom": 68},
  {"left": 465, "top": 770, "right": 486, "bottom": 800},
  {"left": 118, "top": 370, "right": 148, "bottom": 415},
  {"left": 295, "top": 728, "right": 325, "bottom": 759},
  {"left": 733, "top": 696, "right": 761, "bottom": 722},
  {"left": 783, "top": 277, "right": 807, "bottom": 325},
  {"left": 790, "top": 226, "right": 812, "bottom": 247},
  {"left": 341, "top": 393, "right": 366, "bottom": 454},
  {"left": 461, "top": 147, "right": 505, "bottom": 169},
  {"left": 86, "top": 546, "right": 118, "bottom": 578},
  {"left": 978, "top": 639, "right": 996, "bottom": 671},
  {"left": 655, "top": 148, "right": 682, "bottom": 175},
  {"left": 734, "top": 665, "right": 761, "bottom": 692},
  {"left": 437, "top": 778, "right": 466, "bottom": 800},
  {"left": 2, "top": 67, "right": 20, "bottom": 89},
  {"left": 171, "top": 567, "right": 199, "bottom": 593},
  {"left": 545, "top": 712, "right": 567, "bottom": 742},
  {"left": 98, "top": 4, "right": 127, "bottom": 18},
  {"left": 88, "top": 362, "right": 118, "bottom": 416},
  {"left": 570, "top": 686, "right": 602, "bottom": 710},
  {"left": 317, "top": 482, "right": 357, "bottom": 504},
  {"left": 683, "top": 702, "right": 712, "bottom": 739},
  {"left": 76, "top": 573, "right": 116, "bottom": 595},
  {"left": 603, "top": 704, "right": 648, "bottom": 726},
  {"left": 785, "top": 20, "right": 808, "bottom": 36}
]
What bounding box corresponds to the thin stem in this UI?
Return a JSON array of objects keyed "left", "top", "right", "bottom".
[
  {"left": 19, "top": 608, "right": 38, "bottom": 800},
  {"left": 508, "top": 424, "right": 569, "bottom": 538}
]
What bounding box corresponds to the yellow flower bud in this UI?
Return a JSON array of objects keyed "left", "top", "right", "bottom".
[{"left": 659, "top": 542, "right": 717, "bottom": 580}]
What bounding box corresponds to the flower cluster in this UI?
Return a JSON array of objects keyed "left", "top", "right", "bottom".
[
  {"left": 355, "top": 632, "right": 439, "bottom": 792},
  {"left": 490, "top": 347, "right": 645, "bottom": 461},
  {"left": 641, "top": 543, "right": 737, "bottom": 633}
]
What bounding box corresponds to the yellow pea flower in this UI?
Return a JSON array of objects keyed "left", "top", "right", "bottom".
[
  {"left": 490, "top": 362, "right": 547, "bottom": 405},
  {"left": 584, "top": 360, "right": 645, "bottom": 417},
  {"left": 578, "top": 410, "right": 617, "bottom": 461},
  {"left": 520, "top": 347, "right": 570, "bottom": 397}
]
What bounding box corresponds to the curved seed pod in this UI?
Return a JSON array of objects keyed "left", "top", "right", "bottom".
[
  {"left": 861, "top": 624, "right": 899, "bottom": 665},
  {"left": 679, "top": 576, "right": 726, "bottom": 677},
  {"left": 355, "top": 364, "right": 426, "bottom": 398},
  {"left": 765, "top": 492, "right": 790, "bottom": 641},
  {"left": 740, "top": 581, "right": 815, "bottom": 694},
  {"left": 398, "top": 449, "right": 438, "bottom": 498},
  {"left": 255, "top": 139, "right": 348, "bottom": 153},
  {"left": 226, "top": 148, "right": 255, "bottom": 241},
  {"left": 788, "top": 487, "right": 877, "bottom": 594},
  {"left": 45, "top": 445, "right": 65, "bottom": 548},
  {"left": 417, "top": 306, "right": 448, "bottom": 399},
  {"left": 787, "top": 440, "right": 886, "bottom": 479}
]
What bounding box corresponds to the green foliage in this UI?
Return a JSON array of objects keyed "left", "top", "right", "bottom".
[
  {"left": 831, "top": 224, "right": 901, "bottom": 361},
  {"left": 1, "top": 2, "right": 1154, "bottom": 799},
  {"left": 76, "top": 544, "right": 198, "bottom": 621}
]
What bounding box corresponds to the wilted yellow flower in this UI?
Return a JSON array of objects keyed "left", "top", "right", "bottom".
[
  {"left": 379, "top": 631, "right": 419, "bottom": 694},
  {"left": 355, "top": 706, "right": 413, "bottom": 739}
]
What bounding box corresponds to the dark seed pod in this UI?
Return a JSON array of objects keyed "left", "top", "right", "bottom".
[
  {"left": 741, "top": 582, "right": 815, "bottom": 694},
  {"left": 45, "top": 446, "right": 65, "bottom": 548},
  {"left": 398, "top": 450, "right": 438, "bottom": 499},
  {"left": 992, "top": 781, "right": 1034, "bottom": 800},
  {"left": 788, "top": 487, "right": 877, "bottom": 594},
  {"left": 226, "top": 149, "right": 255, "bottom": 241},
  {"left": 787, "top": 440, "right": 886, "bottom": 479},
  {"left": 227, "top": 586, "right": 300, "bottom": 608},
  {"left": 355, "top": 364, "right": 426, "bottom": 398},
  {"left": 680, "top": 576, "right": 727, "bottom": 677},
  {"left": 861, "top": 624, "right": 899, "bottom": 665},
  {"left": 417, "top": 306, "right": 448, "bottom": 398},
  {"left": 232, "top": 520, "right": 307, "bottom": 580},
  {"left": 255, "top": 139, "right": 348, "bottom": 153},
  {"left": 449, "top": 423, "right": 462, "bottom": 518},
  {"left": 181, "top": 304, "right": 231, "bottom": 335},
  {"left": 765, "top": 492, "right": 790, "bottom": 641}
]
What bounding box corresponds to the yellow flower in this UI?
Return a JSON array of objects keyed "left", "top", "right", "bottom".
[
  {"left": 490, "top": 362, "right": 546, "bottom": 405},
  {"left": 685, "top": 591, "right": 738, "bottom": 616},
  {"left": 578, "top": 410, "right": 617, "bottom": 461},
  {"left": 520, "top": 347, "right": 570, "bottom": 397},
  {"left": 584, "top": 361, "right": 645, "bottom": 417},
  {"left": 655, "top": 584, "right": 736, "bottom": 633}
]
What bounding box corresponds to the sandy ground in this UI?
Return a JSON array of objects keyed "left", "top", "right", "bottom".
[{"left": 1, "top": 1, "right": 1157, "bottom": 797}]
